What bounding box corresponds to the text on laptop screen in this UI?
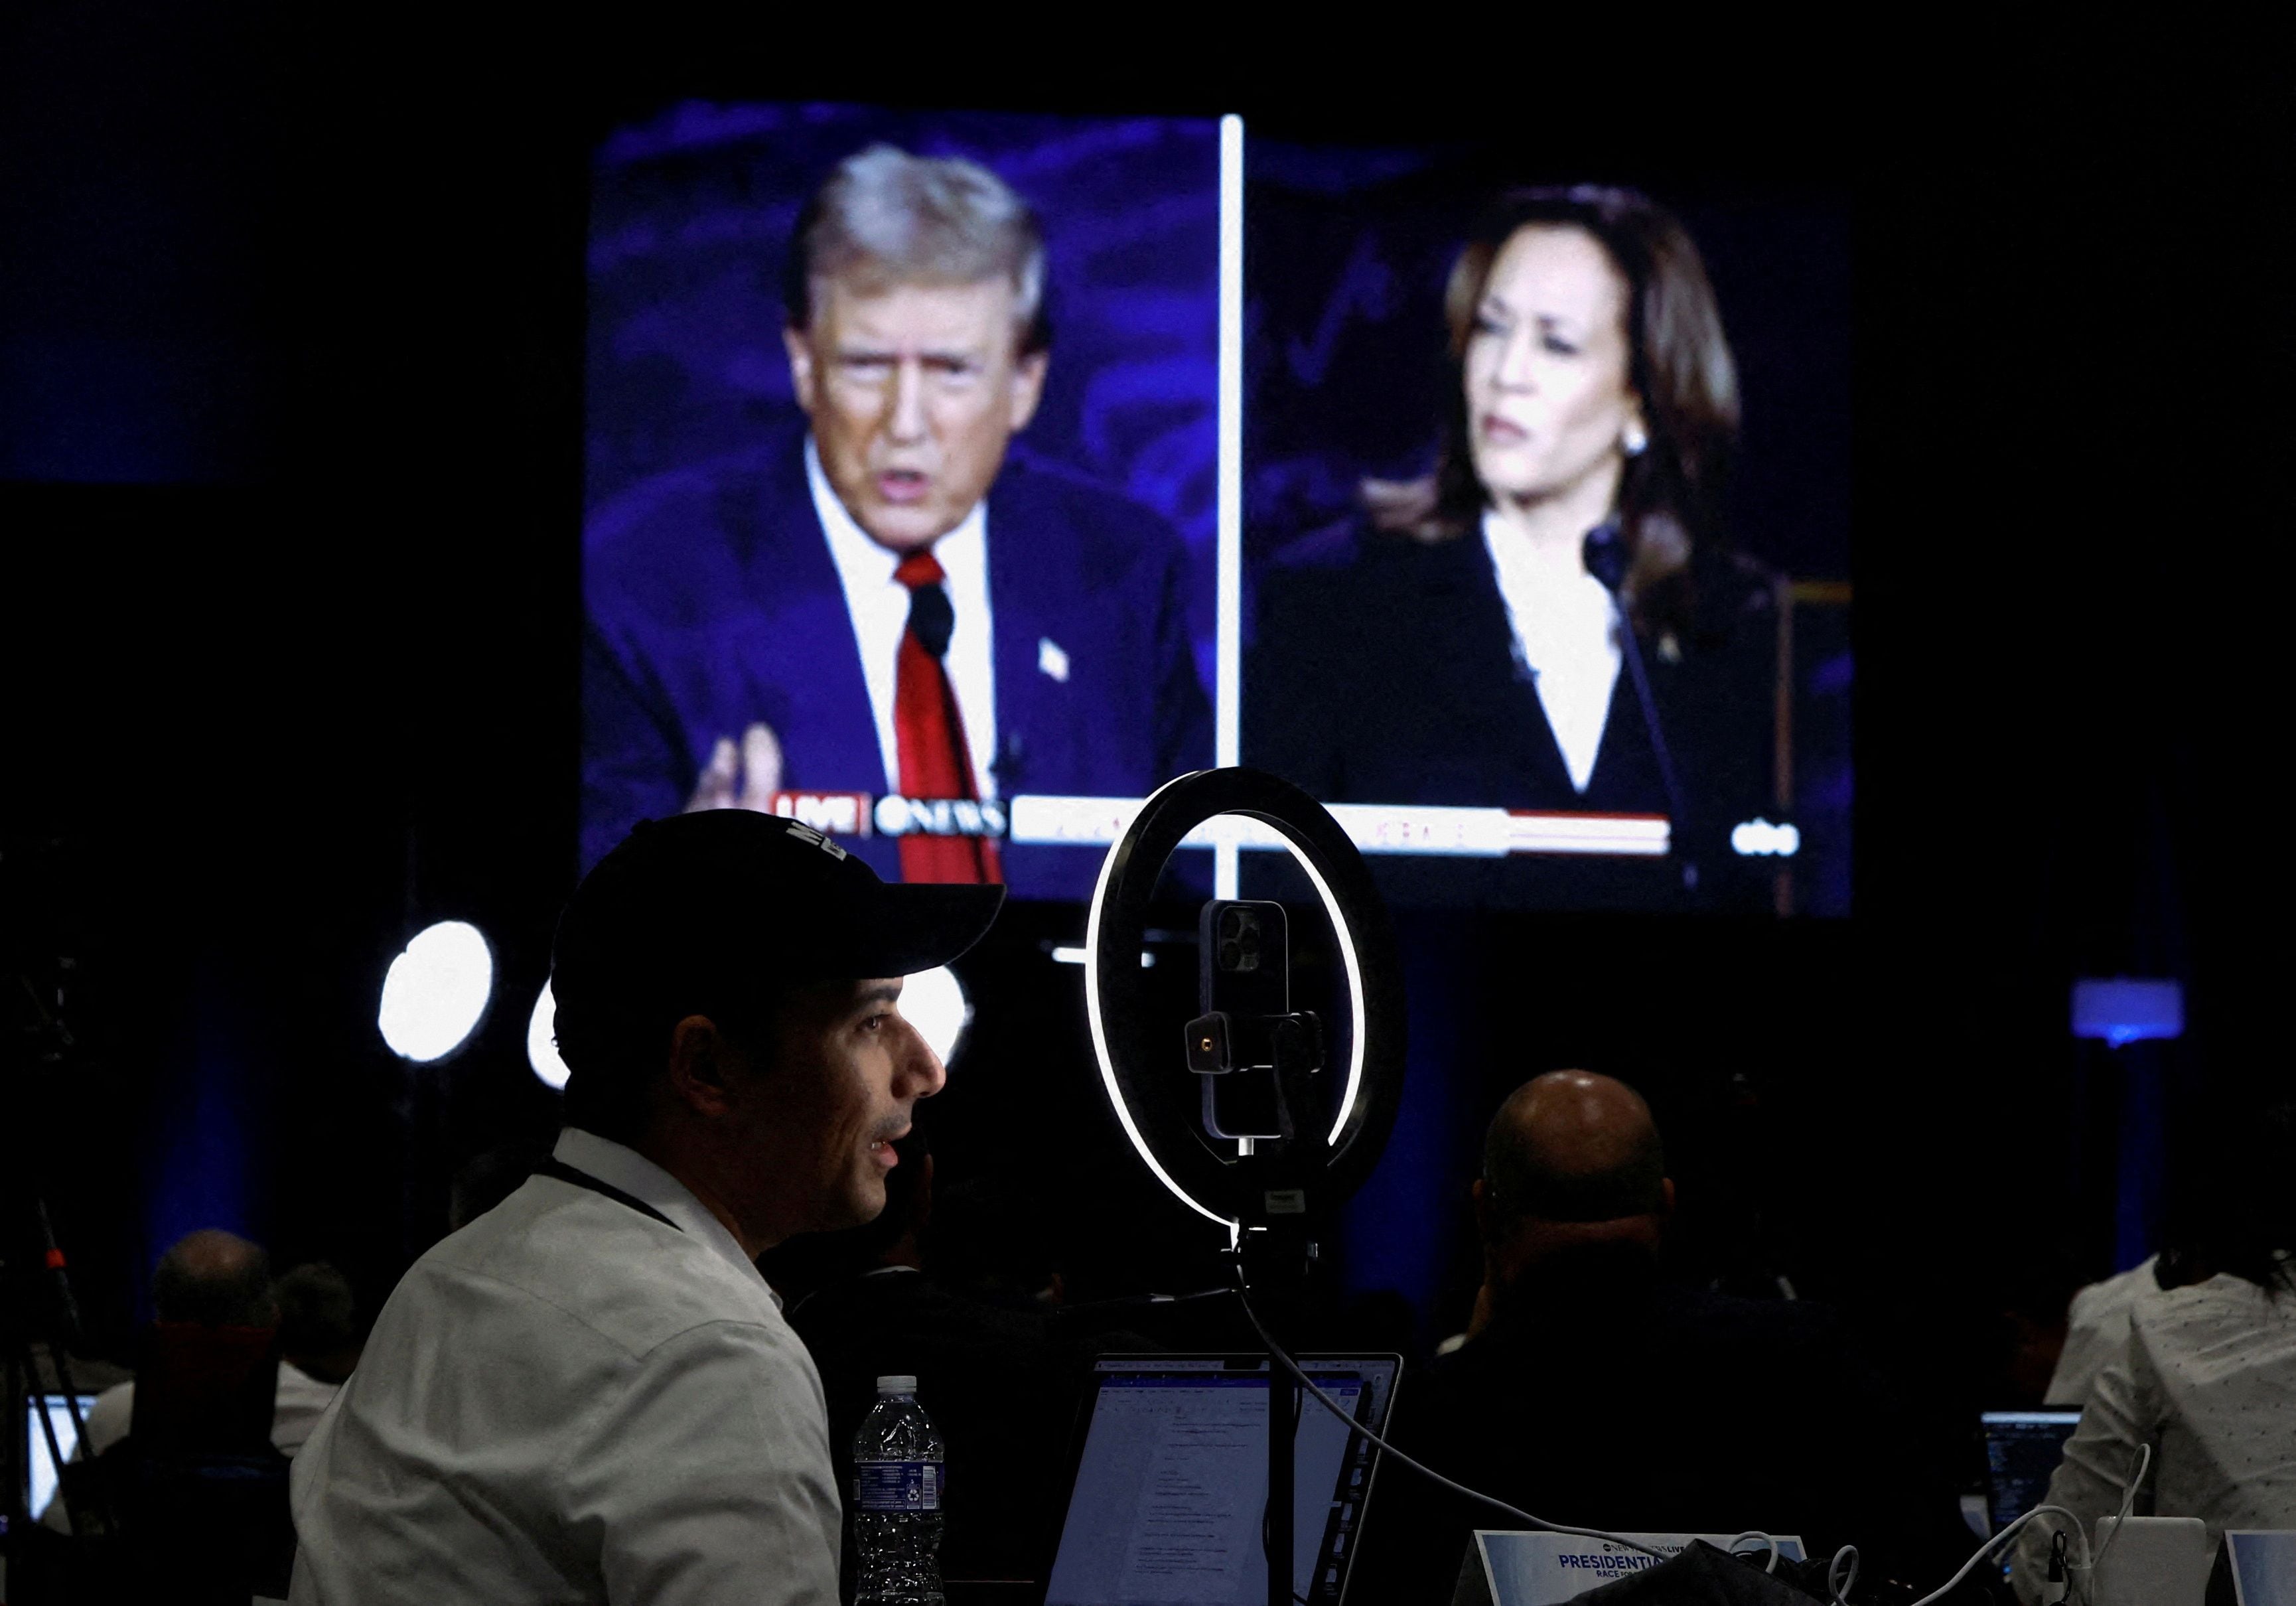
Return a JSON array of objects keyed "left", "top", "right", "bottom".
[
  {"left": 1981, "top": 1410, "right": 2082, "bottom": 1532},
  {"left": 1044, "top": 1368, "right": 1382, "bottom": 1606}
]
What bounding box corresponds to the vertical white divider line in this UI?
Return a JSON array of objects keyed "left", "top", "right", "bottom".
[{"left": 1215, "top": 112, "right": 1244, "bottom": 902}]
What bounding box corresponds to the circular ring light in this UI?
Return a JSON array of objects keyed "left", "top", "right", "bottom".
[
  {"left": 378, "top": 920, "right": 495, "bottom": 1063},
  {"left": 1084, "top": 768, "right": 1406, "bottom": 1234}
]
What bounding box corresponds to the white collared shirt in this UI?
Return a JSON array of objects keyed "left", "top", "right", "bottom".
[
  {"left": 1480, "top": 509, "right": 1622, "bottom": 794},
  {"left": 2013, "top": 1269, "right": 2296, "bottom": 1599},
  {"left": 2045, "top": 1256, "right": 2159, "bottom": 1408},
  {"left": 808, "top": 438, "right": 999, "bottom": 800},
  {"left": 287, "top": 1128, "right": 839, "bottom": 1606}
]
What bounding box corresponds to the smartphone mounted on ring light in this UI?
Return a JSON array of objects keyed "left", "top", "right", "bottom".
[{"left": 1187, "top": 900, "right": 1325, "bottom": 1144}]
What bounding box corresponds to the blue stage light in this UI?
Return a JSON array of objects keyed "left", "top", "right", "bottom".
[{"left": 2071, "top": 978, "right": 2184, "bottom": 1047}]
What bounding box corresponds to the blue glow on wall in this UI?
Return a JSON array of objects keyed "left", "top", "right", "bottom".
[
  {"left": 2071, "top": 977, "right": 2183, "bottom": 1048},
  {"left": 143, "top": 988, "right": 254, "bottom": 1311},
  {"left": 1340, "top": 920, "right": 1464, "bottom": 1341}
]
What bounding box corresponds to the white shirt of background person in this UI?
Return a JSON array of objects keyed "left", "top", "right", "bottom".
[
  {"left": 2045, "top": 1255, "right": 2159, "bottom": 1408},
  {"left": 40, "top": 1361, "right": 342, "bottom": 1532},
  {"left": 1462, "top": 222, "right": 1650, "bottom": 797},
  {"left": 2011, "top": 1266, "right": 2296, "bottom": 1601},
  {"left": 810, "top": 435, "right": 999, "bottom": 800}
]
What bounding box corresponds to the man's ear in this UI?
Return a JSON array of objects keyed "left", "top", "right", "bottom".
[
  {"left": 1006, "top": 348, "right": 1048, "bottom": 433},
  {"left": 1659, "top": 1176, "right": 1676, "bottom": 1221},
  {"left": 784, "top": 325, "right": 820, "bottom": 415},
  {"left": 1472, "top": 1177, "right": 1492, "bottom": 1240},
  {"left": 667, "top": 1015, "right": 739, "bottom": 1119}
]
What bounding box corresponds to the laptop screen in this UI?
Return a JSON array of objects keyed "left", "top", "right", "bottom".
[
  {"left": 26, "top": 1392, "right": 102, "bottom": 1523},
  {"left": 1980, "top": 1410, "right": 2082, "bottom": 1532},
  {"left": 1043, "top": 1356, "right": 1399, "bottom": 1606}
]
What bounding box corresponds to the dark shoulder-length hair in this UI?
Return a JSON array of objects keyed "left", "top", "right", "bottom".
[{"left": 1366, "top": 184, "right": 1741, "bottom": 632}]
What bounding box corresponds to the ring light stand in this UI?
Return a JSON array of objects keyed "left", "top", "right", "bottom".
[{"left": 1084, "top": 768, "right": 1406, "bottom": 1606}]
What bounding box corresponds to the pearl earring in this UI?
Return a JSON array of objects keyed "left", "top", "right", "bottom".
[{"left": 1622, "top": 421, "right": 1648, "bottom": 458}]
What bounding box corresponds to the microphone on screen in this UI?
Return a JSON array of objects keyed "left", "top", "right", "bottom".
[
  {"left": 1581, "top": 521, "right": 1693, "bottom": 880},
  {"left": 1582, "top": 518, "right": 1632, "bottom": 593}
]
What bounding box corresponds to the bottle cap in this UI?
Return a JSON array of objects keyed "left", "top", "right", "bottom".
[{"left": 875, "top": 1375, "right": 917, "bottom": 1394}]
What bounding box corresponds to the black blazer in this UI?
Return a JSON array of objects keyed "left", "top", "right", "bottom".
[{"left": 1246, "top": 520, "right": 1779, "bottom": 909}]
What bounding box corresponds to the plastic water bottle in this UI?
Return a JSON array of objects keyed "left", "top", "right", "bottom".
[{"left": 851, "top": 1374, "right": 945, "bottom": 1606}]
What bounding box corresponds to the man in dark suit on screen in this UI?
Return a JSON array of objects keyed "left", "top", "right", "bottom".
[{"left": 583, "top": 145, "right": 1211, "bottom": 896}]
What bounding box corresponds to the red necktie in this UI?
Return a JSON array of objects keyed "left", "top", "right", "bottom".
[{"left": 893, "top": 550, "right": 1001, "bottom": 885}]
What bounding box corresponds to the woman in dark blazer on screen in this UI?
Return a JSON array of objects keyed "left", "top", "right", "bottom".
[{"left": 1249, "top": 184, "right": 1779, "bottom": 907}]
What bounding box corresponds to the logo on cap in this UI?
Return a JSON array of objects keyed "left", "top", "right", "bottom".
[{"left": 784, "top": 821, "right": 849, "bottom": 861}]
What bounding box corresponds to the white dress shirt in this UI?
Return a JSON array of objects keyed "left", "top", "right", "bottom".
[
  {"left": 1480, "top": 510, "right": 1621, "bottom": 794},
  {"left": 2012, "top": 1270, "right": 2296, "bottom": 1599},
  {"left": 271, "top": 1359, "right": 342, "bottom": 1456},
  {"left": 287, "top": 1128, "right": 840, "bottom": 1606},
  {"left": 808, "top": 438, "right": 999, "bottom": 800}
]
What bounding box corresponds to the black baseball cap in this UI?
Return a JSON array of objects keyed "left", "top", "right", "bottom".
[{"left": 552, "top": 812, "right": 1005, "bottom": 1028}]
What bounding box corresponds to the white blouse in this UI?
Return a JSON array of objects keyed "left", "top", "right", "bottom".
[
  {"left": 1480, "top": 510, "right": 1622, "bottom": 794},
  {"left": 2013, "top": 1270, "right": 2296, "bottom": 1600}
]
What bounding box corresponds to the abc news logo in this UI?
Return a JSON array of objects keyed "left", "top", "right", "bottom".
[{"left": 768, "top": 792, "right": 1009, "bottom": 841}]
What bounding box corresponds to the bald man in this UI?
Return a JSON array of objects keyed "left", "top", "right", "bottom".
[
  {"left": 1469, "top": 1070, "right": 1675, "bottom": 1332},
  {"left": 1355, "top": 1072, "right": 1938, "bottom": 1599}
]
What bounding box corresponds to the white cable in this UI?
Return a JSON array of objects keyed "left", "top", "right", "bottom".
[
  {"left": 1726, "top": 1532, "right": 1780, "bottom": 1573},
  {"left": 2085, "top": 1441, "right": 2153, "bottom": 1583},
  {"left": 1227, "top": 1279, "right": 1666, "bottom": 1561},
  {"left": 1905, "top": 1504, "right": 2094, "bottom": 1606},
  {"left": 1826, "top": 1544, "right": 1859, "bottom": 1604}
]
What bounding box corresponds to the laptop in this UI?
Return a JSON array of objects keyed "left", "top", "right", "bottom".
[
  {"left": 1040, "top": 1354, "right": 1401, "bottom": 1606},
  {"left": 25, "top": 1392, "right": 102, "bottom": 1523},
  {"left": 2222, "top": 1531, "right": 2296, "bottom": 1605},
  {"left": 1979, "top": 1409, "right": 2082, "bottom": 1533}
]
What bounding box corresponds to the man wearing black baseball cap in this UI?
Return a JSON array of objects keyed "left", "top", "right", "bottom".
[{"left": 288, "top": 812, "right": 1002, "bottom": 1605}]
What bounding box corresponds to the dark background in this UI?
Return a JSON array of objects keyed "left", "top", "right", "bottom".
[{"left": 3, "top": 3, "right": 2289, "bottom": 1501}]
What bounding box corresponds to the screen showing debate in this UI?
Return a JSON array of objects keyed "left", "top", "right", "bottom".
[{"left": 581, "top": 105, "right": 1851, "bottom": 915}]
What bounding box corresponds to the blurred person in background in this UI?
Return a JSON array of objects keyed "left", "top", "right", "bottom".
[
  {"left": 271, "top": 1262, "right": 360, "bottom": 1453},
  {"left": 58, "top": 1228, "right": 280, "bottom": 1479},
  {"left": 1354, "top": 1070, "right": 1948, "bottom": 1599},
  {"left": 45, "top": 1226, "right": 305, "bottom": 1595},
  {"left": 2013, "top": 1101, "right": 2296, "bottom": 1599}
]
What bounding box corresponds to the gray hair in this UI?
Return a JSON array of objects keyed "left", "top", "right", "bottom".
[{"left": 783, "top": 145, "right": 1049, "bottom": 354}]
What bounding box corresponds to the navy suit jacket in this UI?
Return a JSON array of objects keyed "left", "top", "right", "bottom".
[{"left": 583, "top": 429, "right": 1212, "bottom": 899}]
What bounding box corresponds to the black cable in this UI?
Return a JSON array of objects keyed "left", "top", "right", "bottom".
[{"left": 1222, "top": 1275, "right": 1666, "bottom": 1561}]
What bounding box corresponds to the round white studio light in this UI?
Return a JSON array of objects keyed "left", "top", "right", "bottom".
[
  {"left": 901, "top": 965, "right": 970, "bottom": 1066},
  {"left": 527, "top": 979, "right": 569, "bottom": 1091},
  {"left": 377, "top": 920, "right": 495, "bottom": 1063}
]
